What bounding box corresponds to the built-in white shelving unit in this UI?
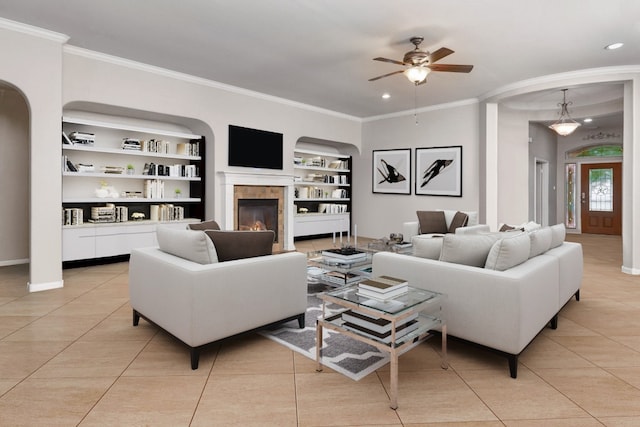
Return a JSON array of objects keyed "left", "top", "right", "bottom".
[
  {"left": 293, "top": 148, "right": 351, "bottom": 238},
  {"left": 61, "top": 113, "right": 205, "bottom": 262}
]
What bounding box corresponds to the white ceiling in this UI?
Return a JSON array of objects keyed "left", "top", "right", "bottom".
[{"left": 0, "top": 0, "right": 638, "bottom": 118}]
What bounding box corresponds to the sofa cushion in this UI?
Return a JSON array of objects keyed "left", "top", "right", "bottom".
[
  {"left": 204, "top": 230, "right": 274, "bottom": 262},
  {"left": 485, "top": 232, "right": 531, "bottom": 271},
  {"left": 499, "top": 223, "right": 524, "bottom": 232},
  {"left": 448, "top": 211, "right": 469, "bottom": 233},
  {"left": 529, "top": 227, "right": 553, "bottom": 258},
  {"left": 549, "top": 223, "right": 566, "bottom": 249},
  {"left": 439, "top": 233, "right": 502, "bottom": 267},
  {"left": 412, "top": 235, "right": 444, "bottom": 259},
  {"left": 156, "top": 226, "right": 218, "bottom": 264},
  {"left": 417, "top": 211, "right": 448, "bottom": 234},
  {"left": 187, "top": 220, "right": 221, "bottom": 231}
]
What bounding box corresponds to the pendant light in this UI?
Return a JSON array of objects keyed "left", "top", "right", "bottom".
[{"left": 549, "top": 89, "right": 581, "bottom": 136}]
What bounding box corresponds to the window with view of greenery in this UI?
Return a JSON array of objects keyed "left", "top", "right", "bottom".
[{"left": 567, "top": 144, "right": 622, "bottom": 159}]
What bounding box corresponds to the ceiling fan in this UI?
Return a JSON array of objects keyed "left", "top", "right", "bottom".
[{"left": 369, "top": 37, "right": 473, "bottom": 85}]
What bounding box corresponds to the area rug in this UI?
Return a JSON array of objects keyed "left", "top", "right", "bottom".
[{"left": 259, "top": 281, "right": 389, "bottom": 381}]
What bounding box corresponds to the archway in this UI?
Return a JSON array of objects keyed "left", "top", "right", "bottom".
[{"left": 0, "top": 83, "right": 29, "bottom": 266}]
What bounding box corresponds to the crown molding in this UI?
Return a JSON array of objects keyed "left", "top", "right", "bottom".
[
  {"left": 0, "top": 17, "right": 69, "bottom": 43},
  {"left": 362, "top": 98, "right": 479, "bottom": 122},
  {"left": 481, "top": 66, "right": 640, "bottom": 103},
  {"left": 63, "top": 45, "right": 362, "bottom": 123}
]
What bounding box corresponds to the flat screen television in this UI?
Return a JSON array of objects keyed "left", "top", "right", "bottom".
[{"left": 228, "top": 125, "right": 283, "bottom": 170}]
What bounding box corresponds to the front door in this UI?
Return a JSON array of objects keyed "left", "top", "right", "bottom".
[{"left": 580, "top": 162, "right": 622, "bottom": 235}]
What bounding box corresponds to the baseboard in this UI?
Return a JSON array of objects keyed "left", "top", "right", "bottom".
[
  {"left": 621, "top": 265, "right": 640, "bottom": 275},
  {"left": 28, "top": 279, "right": 64, "bottom": 292},
  {"left": 0, "top": 258, "right": 29, "bottom": 267}
]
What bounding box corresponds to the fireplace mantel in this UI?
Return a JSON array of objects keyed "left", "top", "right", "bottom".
[{"left": 218, "top": 171, "right": 296, "bottom": 250}]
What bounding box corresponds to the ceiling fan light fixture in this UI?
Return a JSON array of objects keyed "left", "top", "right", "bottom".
[
  {"left": 404, "top": 66, "right": 429, "bottom": 84},
  {"left": 549, "top": 89, "right": 581, "bottom": 136}
]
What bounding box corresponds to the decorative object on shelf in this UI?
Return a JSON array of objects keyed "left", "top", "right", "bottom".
[
  {"left": 95, "top": 181, "right": 119, "bottom": 198},
  {"left": 126, "top": 164, "right": 135, "bottom": 175},
  {"left": 372, "top": 148, "right": 411, "bottom": 194},
  {"left": 415, "top": 145, "right": 462, "bottom": 197},
  {"left": 174, "top": 188, "right": 181, "bottom": 198},
  {"left": 131, "top": 212, "right": 145, "bottom": 221},
  {"left": 549, "top": 89, "right": 581, "bottom": 136}
]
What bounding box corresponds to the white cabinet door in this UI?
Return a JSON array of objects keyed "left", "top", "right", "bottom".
[
  {"left": 62, "top": 227, "right": 96, "bottom": 261},
  {"left": 94, "top": 224, "right": 156, "bottom": 258}
]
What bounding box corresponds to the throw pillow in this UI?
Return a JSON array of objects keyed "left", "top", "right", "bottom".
[
  {"left": 447, "top": 211, "right": 469, "bottom": 233},
  {"left": 439, "top": 233, "right": 502, "bottom": 267},
  {"left": 156, "top": 226, "right": 218, "bottom": 264},
  {"left": 187, "top": 220, "right": 221, "bottom": 231},
  {"left": 204, "top": 230, "right": 274, "bottom": 262},
  {"left": 485, "top": 233, "right": 531, "bottom": 271},
  {"left": 412, "top": 235, "right": 444, "bottom": 259},
  {"left": 416, "top": 211, "right": 448, "bottom": 235},
  {"left": 528, "top": 227, "right": 552, "bottom": 258},
  {"left": 549, "top": 223, "right": 566, "bottom": 248},
  {"left": 499, "top": 223, "right": 525, "bottom": 232}
]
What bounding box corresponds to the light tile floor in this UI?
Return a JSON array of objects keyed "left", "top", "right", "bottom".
[{"left": 0, "top": 234, "right": 639, "bottom": 426}]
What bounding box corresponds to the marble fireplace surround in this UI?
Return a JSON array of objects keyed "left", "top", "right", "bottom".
[{"left": 218, "top": 171, "right": 295, "bottom": 251}]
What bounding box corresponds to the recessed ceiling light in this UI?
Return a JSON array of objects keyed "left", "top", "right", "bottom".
[
  {"left": 381, "top": 93, "right": 391, "bottom": 99},
  {"left": 584, "top": 118, "right": 593, "bottom": 123},
  {"left": 605, "top": 42, "right": 624, "bottom": 50}
]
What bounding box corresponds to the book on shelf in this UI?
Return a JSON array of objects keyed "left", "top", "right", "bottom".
[
  {"left": 321, "top": 247, "right": 367, "bottom": 261},
  {"left": 342, "top": 318, "right": 420, "bottom": 344},
  {"left": 341, "top": 309, "right": 419, "bottom": 334},
  {"left": 358, "top": 275, "right": 408, "bottom": 293}
]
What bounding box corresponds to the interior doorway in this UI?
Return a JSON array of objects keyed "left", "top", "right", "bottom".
[{"left": 580, "top": 162, "right": 622, "bottom": 235}]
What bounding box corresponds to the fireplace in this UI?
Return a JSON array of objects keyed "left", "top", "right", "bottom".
[
  {"left": 219, "top": 172, "right": 295, "bottom": 252},
  {"left": 237, "top": 198, "right": 279, "bottom": 242}
]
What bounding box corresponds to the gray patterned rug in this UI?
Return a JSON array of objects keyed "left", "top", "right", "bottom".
[{"left": 259, "top": 281, "right": 389, "bottom": 381}]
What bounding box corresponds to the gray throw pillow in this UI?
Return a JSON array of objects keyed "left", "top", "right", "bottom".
[
  {"left": 528, "top": 227, "right": 553, "bottom": 258},
  {"left": 485, "top": 232, "right": 531, "bottom": 271},
  {"left": 439, "top": 233, "right": 502, "bottom": 267},
  {"left": 156, "top": 226, "right": 218, "bottom": 264},
  {"left": 187, "top": 220, "right": 221, "bottom": 231},
  {"left": 416, "top": 211, "right": 448, "bottom": 234},
  {"left": 204, "top": 230, "right": 274, "bottom": 262},
  {"left": 448, "top": 211, "right": 469, "bottom": 233},
  {"left": 549, "top": 223, "right": 566, "bottom": 248}
]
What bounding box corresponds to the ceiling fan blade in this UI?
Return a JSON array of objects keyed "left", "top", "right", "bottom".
[
  {"left": 368, "top": 70, "right": 405, "bottom": 82},
  {"left": 427, "top": 63, "right": 474, "bottom": 73},
  {"left": 426, "top": 47, "right": 454, "bottom": 63},
  {"left": 373, "top": 57, "right": 406, "bottom": 66}
]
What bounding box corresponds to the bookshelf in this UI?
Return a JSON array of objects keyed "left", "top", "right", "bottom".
[
  {"left": 293, "top": 148, "right": 351, "bottom": 238},
  {"left": 61, "top": 113, "right": 205, "bottom": 262}
]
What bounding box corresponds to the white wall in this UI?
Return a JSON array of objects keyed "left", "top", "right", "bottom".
[
  {"left": 0, "top": 87, "right": 29, "bottom": 264},
  {"left": 529, "top": 123, "right": 558, "bottom": 225},
  {"left": 61, "top": 48, "right": 362, "bottom": 224},
  {"left": 355, "top": 101, "right": 480, "bottom": 238},
  {"left": 496, "top": 106, "right": 531, "bottom": 225},
  {"left": 0, "top": 23, "right": 65, "bottom": 290}
]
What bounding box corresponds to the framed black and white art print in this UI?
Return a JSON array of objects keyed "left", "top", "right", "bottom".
[
  {"left": 415, "top": 146, "right": 462, "bottom": 197},
  {"left": 372, "top": 149, "right": 411, "bottom": 194}
]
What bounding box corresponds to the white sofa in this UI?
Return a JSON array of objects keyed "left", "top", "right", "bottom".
[
  {"left": 372, "top": 225, "right": 582, "bottom": 378},
  {"left": 129, "top": 227, "right": 307, "bottom": 369}
]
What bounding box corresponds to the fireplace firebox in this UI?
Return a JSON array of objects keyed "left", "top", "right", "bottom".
[{"left": 237, "top": 198, "right": 279, "bottom": 242}]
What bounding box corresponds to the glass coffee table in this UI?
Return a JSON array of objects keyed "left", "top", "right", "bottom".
[{"left": 316, "top": 284, "right": 447, "bottom": 409}]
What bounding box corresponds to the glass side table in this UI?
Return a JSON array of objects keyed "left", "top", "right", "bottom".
[{"left": 316, "top": 284, "right": 447, "bottom": 409}]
